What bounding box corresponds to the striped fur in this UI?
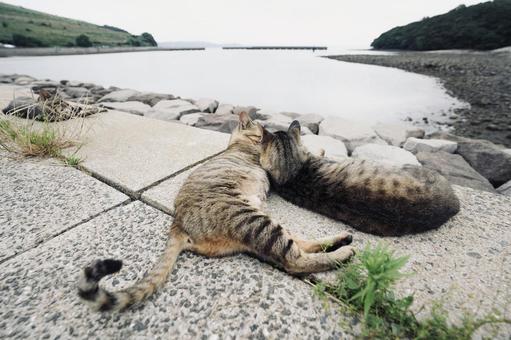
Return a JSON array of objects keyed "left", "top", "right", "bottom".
[
  {"left": 78, "top": 113, "right": 355, "bottom": 312},
  {"left": 260, "top": 121, "right": 460, "bottom": 236}
]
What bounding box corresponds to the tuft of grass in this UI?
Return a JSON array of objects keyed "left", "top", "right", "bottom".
[
  {"left": 0, "top": 91, "right": 94, "bottom": 163},
  {"left": 64, "top": 155, "right": 82, "bottom": 167},
  {"left": 315, "top": 243, "right": 510, "bottom": 339}
]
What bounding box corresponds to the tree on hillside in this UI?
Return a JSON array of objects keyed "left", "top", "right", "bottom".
[
  {"left": 141, "top": 32, "right": 157, "bottom": 46},
  {"left": 75, "top": 34, "right": 92, "bottom": 47},
  {"left": 371, "top": 0, "right": 511, "bottom": 51}
]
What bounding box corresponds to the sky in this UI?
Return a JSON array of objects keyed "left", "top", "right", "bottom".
[{"left": 4, "top": 0, "right": 486, "bottom": 47}]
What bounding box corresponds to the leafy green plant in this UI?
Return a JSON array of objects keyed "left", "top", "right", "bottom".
[{"left": 315, "top": 243, "right": 510, "bottom": 339}]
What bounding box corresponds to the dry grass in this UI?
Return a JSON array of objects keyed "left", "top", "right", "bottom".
[{"left": 0, "top": 90, "right": 96, "bottom": 164}]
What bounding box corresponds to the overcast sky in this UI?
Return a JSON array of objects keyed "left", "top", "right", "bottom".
[{"left": 5, "top": 0, "right": 486, "bottom": 47}]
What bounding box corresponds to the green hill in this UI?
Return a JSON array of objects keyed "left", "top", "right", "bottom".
[
  {"left": 371, "top": 0, "right": 511, "bottom": 51},
  {"left": 0, "top": 2, "right": 157, "bottom": 47}
]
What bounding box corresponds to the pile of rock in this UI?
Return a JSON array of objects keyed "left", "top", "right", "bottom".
[{"left": 2, "top": 73, "right": 510, "bottom": 196}]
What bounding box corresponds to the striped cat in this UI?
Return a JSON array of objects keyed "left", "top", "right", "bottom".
[
  {"left": 259, "top": 121, "right": 460, "bottom": 236},
  {"left": 78, "top": 113, "right": 355, "bottom": 311}
]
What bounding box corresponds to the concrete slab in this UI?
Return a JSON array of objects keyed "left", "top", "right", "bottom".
[
  {"left": 141, "top": 166, "right": 198, "bottom": 215},
  {"left": 143, "top": 168, "right": 511, "bottom": 335},
  {"left": 265, "top": 188, "right": 511, "bottom": 333},
  {"left": 61, "top": 110, "right": 229, "bottom": 195},
  {"left": 0, "top": 201, "right": 351, "bottom": 339},
  {"left": 0, "top": 154, "right": 128, "bottom": 263}
]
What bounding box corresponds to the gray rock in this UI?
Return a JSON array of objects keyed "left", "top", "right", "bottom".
[
  {"left": 66, "top": 80, "right": 84, "bottom": 87},
  {"left": 301, "top": 134, "right": 348, "bottom": 159},
  {"left": 64, "top": 87, "right": 90, "bottom": 99},
  {"left": 98, "top": 89, "right": 140, "bottom": 103},
  {"left": 373, "top": 122, "right": 425, "bottom": 146},
  {"left": 14, "top": 76, "right": 36, "bottom": 85},
  {"left": 279, "top": 112, "right": 301, "bottom": 119},
  {"left": 403, "top": 137, "right": 458, "bottom": 154},
  {"left": 256, "top": 112, "right": 293, "bottom": 132},
  {"left": 30, "top": 80, "right": 60, "bottom": 88},
  {"left": 0, "top": 74, "right": 15, "bottom": 83},
  {"left": 233, "top": 106, "right": 259, "bottom": 120},
  {"left": 215, "top": 104, "right": 234, "bottom": 115},
  {"left": 194, "top": 98, "right": 219, "bottom": 113},
  {"left": 2, "top": 96, "right": 42, "bottom": 119},
  {"left": 416, "top": 151, "right": 496, "bottom": 192},
  {"left": 352, "top": 143, "right": 421, "bottom": 167},
  {"left": 497, "top": 180, "right": 511, "bottom": 196},
  {"left": 456, "top": 139, "right": 511, "bottom": 186},
  {"left": 100, "top": 101, "right": 152, "bottom": 116},
  {"left": 319, "top": 117, "right": 387, "bottom": 153},
  {"left": 128, "top": 92, "right": 175, "bottom": 106},
  {"left": 146, "top": 99, "right": 200, "bottom": 121},
  {"left": 297, "top": 113, "right": 324, "bottom": 134},
  {"left": 180, "top": 112, "right": 205, "bottom": 126},
  {"left": 81, "top": 82, "right": 97, "bottom": 89},
  {"left": 196, "top": 114, "right": 239, "bottom": 133}
]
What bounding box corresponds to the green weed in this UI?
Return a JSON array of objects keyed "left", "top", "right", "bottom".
[{"left": 315, "top": 243, "right": 510, "bottom": 339}]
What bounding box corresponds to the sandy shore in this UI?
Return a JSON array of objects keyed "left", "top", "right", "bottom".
[{"left": 327, "top": 51, "right": 511, "bottom": 147}]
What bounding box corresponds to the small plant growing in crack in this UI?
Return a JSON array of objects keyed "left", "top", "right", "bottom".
[{"left": 314, "top": 243, "right": 511, "bottom": 339}]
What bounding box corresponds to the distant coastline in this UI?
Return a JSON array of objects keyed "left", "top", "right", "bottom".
[
  {"left": 327, "top": 49, "right": 511, "bottom": 147},
  {"left": 0, "top": 46, "right": 204, "bottom": 58}
]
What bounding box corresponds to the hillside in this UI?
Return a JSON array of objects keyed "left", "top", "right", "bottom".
[
  {"left": 0, "top": 2, "right": 157, "bottom": 47},
  {"left": 371, "top": 0, "right": 511, "bottom": 51}
]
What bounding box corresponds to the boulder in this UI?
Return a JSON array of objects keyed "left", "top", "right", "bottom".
[
  {"left": 416, "top": 151, "right": 496, "bottom": 193},
  {"left": 352, "top": 144, "right": 420, "bottom": 167},
  {"left": 373, "top": 122, "right": 425, "bottom": 146},
  {"left": 280, "top": 112, "right": 301, "bottom": 119},
  {"left": 256, "top": 112, "right": 293, "bottom": 132},
  {"left": 194, "top": 98, "right": 219, "bottom": 113},
  {"left": 2, "top": 96, "right": 42, "bottom": 119},
  {"left": 301, "top": 127, "right": 314, "bottom": 135},
  {"left": 98, "top": 89, "right": 140, "bottom": 103},
  {"left": 301, "top": 135, "right": 348, "bottom": 160},
  {"left": 297, "top": 113, "right": 324, "bottom": 134},
  {"left": 456, "top": 139, "right": 511, "bottom": 186},
  {"left": 233, "top": 106, "right": 260, "bottom": 120},
  {"left": 64, "top": 87, "right": 90, "bottom": 99},
  {"left": 126, "top": 92, "right": 174, "bottom": 107},
  {"left": 145, "top": 99, "right": 200, "bottom": 121},
  {"left": 14, "top": 76, "right": 36, "bottom": 85},
  {"left": 195, "top": 113, "right": 239, "bottom": 133},
  {"left": 100, "top": 101, "right": 152, "bottom": 116},
  {"left": 0, "top": 75, "right": 15, "bottom": 83},
  {"left": 318, "top": 117, "right": 387, "bottom": 153},
  {"left": 31, "top": 80, "right": 60, "bottom": 88},
  {"left": 66, "top": 80, "right": 84, "bottom": 87},
  {"left": 82, "top": 83, "right": 97, "bottom": 89},
  {"left": 403, "top": 137, "right": 458, "bottom": 154},
  {"left": 497, "top": 180, "right": 511, "bottom": 196},
  {"left": 179, "top": 113, "right": 205, "bottom": 126},
  {"left": 215, "top": 104, "right": 234, "bottom": 115}
]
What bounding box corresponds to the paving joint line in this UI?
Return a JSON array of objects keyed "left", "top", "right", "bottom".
[{"left": 0, "top": 198, "right": 132, "bottom": 266}]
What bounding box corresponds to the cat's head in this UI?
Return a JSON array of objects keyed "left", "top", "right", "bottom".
[
  {"left": 260, "top": 120, "right": 310, "bottom": 184},
  {"left": 228, "top": 111, "right": 264, "bottom": 147}
]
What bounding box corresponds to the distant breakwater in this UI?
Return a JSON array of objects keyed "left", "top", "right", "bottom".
[{"left": 0, "top": 47, "right": 205, "bottom": 58}]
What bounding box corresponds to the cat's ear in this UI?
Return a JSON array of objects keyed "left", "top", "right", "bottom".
[
  {"left": 239, "top": 111, "right": 253, "bottom": 130},
  {"left": 261, "top": 127, "right": 274, "bottom": 144},
  {"left": 288, "top": 120, "right": 301, "bottom": 140}
]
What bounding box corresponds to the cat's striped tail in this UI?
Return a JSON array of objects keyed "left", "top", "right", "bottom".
[{"left": 77, "top": 224, "right": 189, "bottom": 312}]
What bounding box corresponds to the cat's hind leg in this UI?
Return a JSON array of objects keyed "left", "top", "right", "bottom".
[{"left": 293, "top": 232, "right": 353, "bottom": 253}]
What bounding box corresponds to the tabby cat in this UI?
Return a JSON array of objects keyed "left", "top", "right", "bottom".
[
  {"left": 78, "top": 113, "right": 355, "bottom": 311},
  {"left": 259, "top": 121, "right": 460, "bottom": 236}
]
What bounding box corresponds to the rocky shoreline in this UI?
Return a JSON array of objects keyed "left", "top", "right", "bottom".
[
  {"left": 326, "top": 50, "right": 511, "bottom": 147},
  {"left": 1, "top": 73, "right": 511, "bottom": 196}
]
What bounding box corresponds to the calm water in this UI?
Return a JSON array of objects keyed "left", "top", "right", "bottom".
[{"left": 0, "top": 48, "right": 466, "bottom": 123}]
